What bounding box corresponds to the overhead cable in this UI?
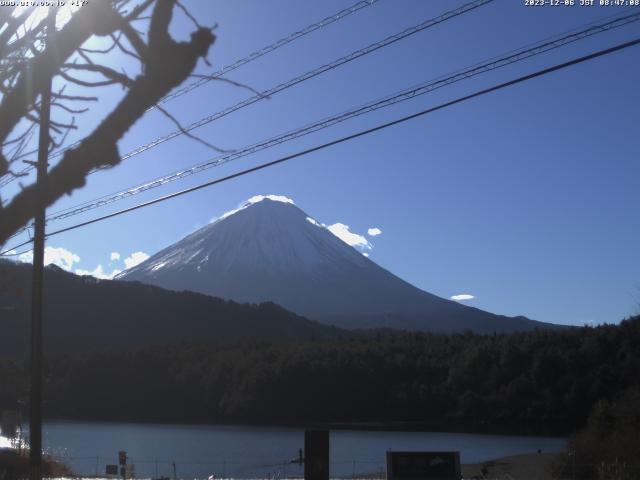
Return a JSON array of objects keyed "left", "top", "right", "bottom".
[
  {"left": 0, "top": 0, "right": 382, "bottom": 186},
  {"left": 3, "top": 34, "right": 638, "bottom": 255},
  {"left": 28, "top": 11, "right": 640, "bottom": 231}
]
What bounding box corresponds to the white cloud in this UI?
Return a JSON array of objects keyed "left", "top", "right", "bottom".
[
  {"left": 451, "top": 294, "right": 475, "bottom": 301},
  {"left": 124, "top": 251, "right": 150, "bottom": 269},
  {"left": 75, "top": 265, "right": 122, "bottom": 280},
  {"left": 110, "top": 252, "right": 121, "bottom": 261},
  {"left": 327, "top": 223, "right": 372, "bottom": 251},
  {"left": 362, "top": 252, "right": 369, "bottom": 257},
  {"left": 18, "top": 246, "right": 80, "bottom": 271},
  {"left": 367, "top": 227, "right": 382, "bottom": 237}
]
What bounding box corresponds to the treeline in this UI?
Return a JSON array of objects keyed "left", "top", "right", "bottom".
[
  {"left": 1, "top": 316, "right": 639, "bottom": 434},
  {"left": 567, "top": 388, "right": 640, "bottom": 479}
]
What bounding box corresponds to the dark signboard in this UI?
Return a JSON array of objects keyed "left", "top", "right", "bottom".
[
  {"left": 304, "top": 430, "right": 329, "bottom": 480},
  {"left": 386, "top": 451, "right": 461, "bottom": 480},
  {"left": 105, "top": 465, "right": 118, "bottom": 476}
]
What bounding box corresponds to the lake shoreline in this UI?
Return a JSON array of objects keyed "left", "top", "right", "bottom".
[
  {"left": 36, "top": 416, "right": 572, "bottom": 437},
  {"left": 0, "top": 449, "right": 566, "bottom": 480},
  {"left": 5, "top": 422, "right": 567, "bottom": 479}
]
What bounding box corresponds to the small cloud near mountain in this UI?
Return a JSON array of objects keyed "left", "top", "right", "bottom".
[
  {"left": 367, "top": 227, "right": 382, "bottom": 236},
  {"left": 124, "top": 251, "right": 150, "bottom": 269},
  {"left": 451, "top": 294, "right": 475, "bottom": 301},
  {"left": 15, "top": 246, "right": 147, "bottom": 281},
  {"left": 18, "top": 246, "right": 80, "bottom": 271},
  {"left": 77, "top": 251, "right": 148, "bottom": 279},
  {"left": 76, "top": 264, "right": 122, "bottom": 280},
  {"left": 327, "top": 223, "right": 372, "bottom": 252}
]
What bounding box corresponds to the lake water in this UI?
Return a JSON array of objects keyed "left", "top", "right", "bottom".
[{"left": 6, "top": 422, "right": 566, "bottom": 479}]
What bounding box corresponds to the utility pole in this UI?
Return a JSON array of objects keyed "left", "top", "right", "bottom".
[{"left": 29, "top": 7, "right": 55, "bottom": 480}]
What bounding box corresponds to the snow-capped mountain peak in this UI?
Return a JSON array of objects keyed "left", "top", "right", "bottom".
[{"left": 117, "top": 196, "right": 553, "bottom": 333}]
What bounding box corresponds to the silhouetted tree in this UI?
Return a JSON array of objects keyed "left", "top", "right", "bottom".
[{"left": 0, "top": 0, "right": 215, "bottom": 244}]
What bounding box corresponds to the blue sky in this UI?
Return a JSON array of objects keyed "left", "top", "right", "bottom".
[{"left": 3, "top": 0, "right": 639, "bottom": 326}]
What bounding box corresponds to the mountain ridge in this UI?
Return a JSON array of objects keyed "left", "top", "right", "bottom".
[{"left": 0, "top": 259, "right": 346, "bottom": 356}]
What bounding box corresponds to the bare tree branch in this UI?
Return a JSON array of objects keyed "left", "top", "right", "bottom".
[
  {"left": 189, "top": 74, "right": 269, "bottom": 98},
  {"left": 51, "top": 102, "right": 90, "bottom": 115},
  {"left": 51, "top": 93, "right": 99, "bottom": 102},
  {"left": 176, "top": 0, "right": 202, "bottom": 29},
  {"left": 0, "top": 0, "right": 216, "bottom": 244},
  {"left": 155, "top": 104, "right": 232, "bottom": 154},
  {"left": 111, "top": 30, "right": 145, "bottom": 61},
  {"left": 61, "top": 63, "right": 135, "bottom": 87},
  {"left": 49, "top": 117, "right": 76, "bottom": 150},
  {"left": 0, "top": 1, "right": 126, "bottom": 175},
  {"left": 79, "top": 36, "right": 120, "bottom": 55},
  {"left": 76, "top": 48, "right": 96, "bottom": 65},
  {"left": 58, "top": 70, "right": 120, "bottom": 88},
  {"left": 123, "top": 0, "right": 155, "bottom": 21},
  {"left": 0, "top": 7, "right": 38, "bottom": 56}
]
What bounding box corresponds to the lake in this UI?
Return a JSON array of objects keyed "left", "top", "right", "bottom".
[{"left": 6, "top": 422, "right": 566, "bottom": 479}]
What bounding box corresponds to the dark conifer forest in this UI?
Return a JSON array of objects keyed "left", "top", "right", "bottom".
[{"left": 1, "top": 315, "right": 638, "bottom": 435}]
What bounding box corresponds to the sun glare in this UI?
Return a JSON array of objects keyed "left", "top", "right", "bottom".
[
  {"left": 0, "top": 435, "right": 12, "bottom": 448},
  {"left": 12, "top": 4, "right": 80, "bottom": 30}
]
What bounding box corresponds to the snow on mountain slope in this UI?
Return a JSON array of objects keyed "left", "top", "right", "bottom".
[{"left": 118, "top": 196, "right": 558, "bottom": 332}]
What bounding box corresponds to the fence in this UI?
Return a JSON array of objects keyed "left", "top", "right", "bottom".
[{"left": 55, "top": 456, "right": 387, "bottom": 480}]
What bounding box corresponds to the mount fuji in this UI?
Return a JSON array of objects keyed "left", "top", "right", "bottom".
[{"left": 117, "top": 196, "right": 559, "bottom": 333}]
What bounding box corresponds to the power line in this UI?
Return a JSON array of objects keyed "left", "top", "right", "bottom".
[
  {"left": 4, "top": 0, "right": 488, "bottom": 186},
  {"left": 3, "top": 35, "right": 637, "bottom": 256},
  {"left": 0, "top": 247, "right": 32, "bottom": 257},
  {"left": 109, "top": 0, "right": 493, "bottom": 165},
  {"left": 0, "top": 0, "right": 381, "bottom": 187},
  {"left": 15, "top": 10, "right": 639, "bottom": 236},
  {"left": 6, "top": 9, "right": 636, "bottom": 242},
  {"left": 160, "top": 0, "right": 381, "bottom": 105}
]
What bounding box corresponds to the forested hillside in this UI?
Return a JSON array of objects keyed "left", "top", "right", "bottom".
[
  {"left": 0, "top": 260, "right": 344, "bottom": 355},
  {"left": 1, "top": 316, "right": 638, "bottom": 434}
]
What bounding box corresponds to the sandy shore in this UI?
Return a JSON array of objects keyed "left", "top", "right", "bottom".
[{"left": 461, "top": 452, "right": 561, "bottom": 479}]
